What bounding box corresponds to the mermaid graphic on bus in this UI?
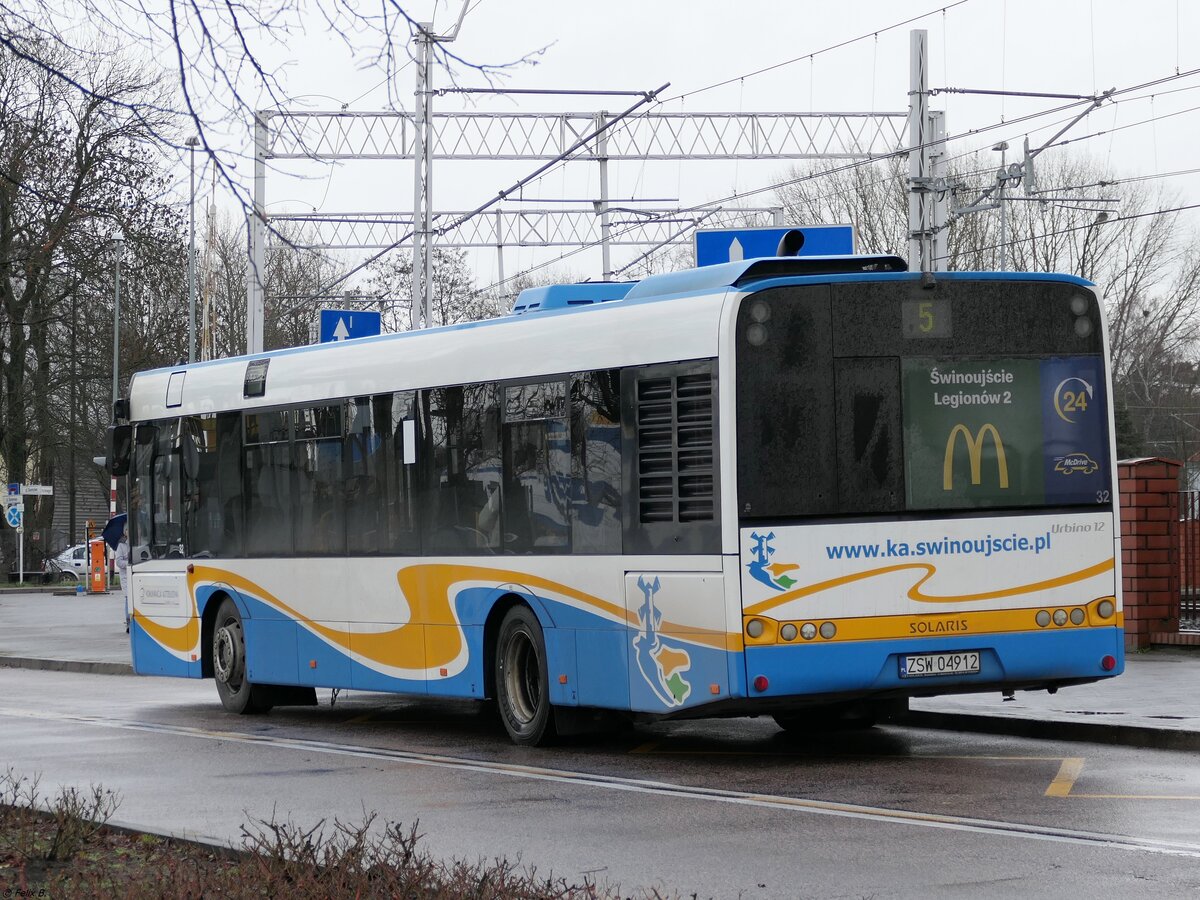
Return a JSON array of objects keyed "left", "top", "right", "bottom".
[
  {"left": 633, "top": 575, "right": 691, "bottom": 706},
  {"left": 747, "top": 531, "right": 800, "bottom": 592}
]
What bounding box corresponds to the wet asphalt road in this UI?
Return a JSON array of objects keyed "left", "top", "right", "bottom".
[{"left": 1, "top": 667, "right": 1199, "bottom": 898}]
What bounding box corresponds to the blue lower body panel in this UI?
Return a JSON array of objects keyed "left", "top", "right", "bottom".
[{"left": 743, "top": 627, "right": 1124, "bottom": 700}]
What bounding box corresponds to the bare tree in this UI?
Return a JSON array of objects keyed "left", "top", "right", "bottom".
[
  {"left": 0, "top": 1, "right": 541, "bottom": 216},
  {"left": 774, "top": 153, "right": 1200, "bottom": 457},
  {"left": 366, "top": 247, "right": 500, "bottom": 331},
  {"left": 199, "top": 214, "right": 347, "bottom": 353}
]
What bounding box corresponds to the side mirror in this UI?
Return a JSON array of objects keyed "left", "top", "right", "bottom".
[{"left": 107, "top": 424, "right": 132, "bottom": 477}]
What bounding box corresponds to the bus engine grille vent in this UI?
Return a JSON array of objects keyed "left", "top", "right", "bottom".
[{"left": 636, "top": 371, "right": 715, "bottom": 524}]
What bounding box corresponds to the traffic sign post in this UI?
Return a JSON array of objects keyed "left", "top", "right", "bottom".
[
  {"left": 694, "top": 224, "right": 855, "bottom": 267},
  {"left": 318, "top": 309, "right": 382, "bottom": 343},
  {"left": 5, "top": 504, "right": 22, "bottom": 585}
]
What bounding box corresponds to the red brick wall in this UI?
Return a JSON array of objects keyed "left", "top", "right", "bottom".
[{"left": 1118, "top": 458, "right": 1181, "bottom": 650}]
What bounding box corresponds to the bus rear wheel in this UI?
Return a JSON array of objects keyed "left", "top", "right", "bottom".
[
  {"left": 213, "top": 598, "right": 273, "bottom": 715},
  {"left": 494, "top": 606, "right": 555, "bottom": 746}
]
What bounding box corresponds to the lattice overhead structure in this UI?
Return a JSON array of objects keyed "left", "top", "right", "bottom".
[{"left": 264, "top": 111, "right": 908, "bottom": 161}]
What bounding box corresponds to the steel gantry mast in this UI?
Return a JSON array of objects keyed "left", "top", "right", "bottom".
[
  {"left": 248, "top": 108, "right": 907, "bottom": 345},
  {"left": 245, "top": 28, "right": 992, "bottom": 349}
]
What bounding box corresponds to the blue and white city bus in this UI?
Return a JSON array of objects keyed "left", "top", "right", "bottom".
[{"left": 111, "top": 253, "right": 1123, "bottom": 745}]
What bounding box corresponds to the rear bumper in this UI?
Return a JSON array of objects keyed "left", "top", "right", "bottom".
[{"left": 743, "top": 626, "right": 1124, "bottom": 700}]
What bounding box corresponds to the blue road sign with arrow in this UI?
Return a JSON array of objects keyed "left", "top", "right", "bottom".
[
  {"left": 694, "top": 224, "right": 855, "bottom": 267},
  {"left": 318, "top": 309, "right": 382, "bottom": 343}
]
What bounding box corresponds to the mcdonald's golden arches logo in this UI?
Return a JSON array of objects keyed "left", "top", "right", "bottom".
[{"left": 943, "top": 424, "right": 1009, "bottom": 490}]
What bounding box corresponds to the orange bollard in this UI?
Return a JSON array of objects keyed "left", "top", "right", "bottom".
[{"left": 86, "top": 524, "right": 107, "bottom": 593}]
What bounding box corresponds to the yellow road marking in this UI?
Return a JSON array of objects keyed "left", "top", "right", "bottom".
[
  {"left": 343, "top": 712, "right": 376, "bottom": 725},
  {"left": 1043, "top": 758, "right": 1200, "bottom": 800},
  {"left": 1045, "top": 757, "right": 1086, "bottom": 797}
]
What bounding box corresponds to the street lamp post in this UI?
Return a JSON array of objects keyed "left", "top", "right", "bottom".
[
  {"left": 186, "top": 136, "right": 199, "bottom": 363},
  {"left": 109, "top": 236, "right": 124, "bottom": 576},
  {"left": 112, "top": 238, "right": 123, "bottom": 407}
]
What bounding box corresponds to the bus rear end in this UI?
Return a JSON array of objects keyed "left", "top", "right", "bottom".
[{"left": 732, "top": 273, "right": 1122, "bottom": 719}]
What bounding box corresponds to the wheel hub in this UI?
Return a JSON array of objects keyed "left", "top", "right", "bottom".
[{"left": 214, "top": 624, "right": 242, "bottom": 686}]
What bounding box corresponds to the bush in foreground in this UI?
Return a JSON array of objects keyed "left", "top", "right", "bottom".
[{"left": 0, "top": 769, "right": 630, "bottom": 898}]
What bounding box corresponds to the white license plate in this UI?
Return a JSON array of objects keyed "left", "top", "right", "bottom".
[{"left": 899, "top": 651, "right": 981, "bottom": 678}]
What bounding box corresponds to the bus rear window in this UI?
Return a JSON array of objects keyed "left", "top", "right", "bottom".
[{"left": 736, "top": 279, "right": 1111, "bottom": 520}]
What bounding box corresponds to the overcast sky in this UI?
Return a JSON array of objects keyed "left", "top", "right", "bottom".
[{"left": 220, "top": 0, "right": 1199, "bottom": 288}]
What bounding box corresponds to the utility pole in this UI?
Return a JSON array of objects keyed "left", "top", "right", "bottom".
[
  {"left": 411, "top": 25, "right": 433, "bottom": 329},
  {"left": 187, "top": 136, "right": 199, "bottom": 362},
  {"left": 929, "top": 110, "right": 948, "bottom": 271},
  {"left": 907, "top": 29, "right": 934, "bottom": 275},
  {"left": 112, "top": 238, "right": 123, "bottom": 407},
  {"left": 69, "top": 289, "right": 77, "bottom": 545},
  {"left": 411, "top": 4, "right": 470, "bottom": 328},
  {"left": 595, "top": 111, "right": 612, "bottom": 280},
  {"left": 248, "top": 112, "right": 268, "bottom": 353},
  {"left": 994, "top": 141, "right": 1009, "bottom": 271}
]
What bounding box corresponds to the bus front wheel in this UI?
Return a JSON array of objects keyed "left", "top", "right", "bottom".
[
  {"left": 494, "top": 606, "right": 556, "bottom": 746},
  {"left": 213, "top": 598, "right": 273, "bottom": 715}
]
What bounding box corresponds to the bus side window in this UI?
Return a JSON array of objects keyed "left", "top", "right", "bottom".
[
  {"left": 293, "top": 404, "right": 344, "bottom": 556},
  {"left": 570, "top": 371, "right": 622, "bottom": 553},
  {"left": 244, "top": 409, "right": 292, "bottom": 557},
  {"left": 151, "top": 422, "right": 184, "bottom": 559},
  {"left": 346, "top": 397, "right": 379, "bottom": 555},
  {"left": 502, "top": 380, "right": 569, "bottom": 554},
  {"left": 421, "top": 384, "right": 501, "bottom": 555},
  {"left": 377, "top": 391, "right": 419, "bottom": 556},
  {"left": 130, "top": 424, "right": 157, "bottom": 560}
]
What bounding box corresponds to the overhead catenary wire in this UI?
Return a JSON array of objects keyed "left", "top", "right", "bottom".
[
  {"left": 284, "top": 82, "right": 670, "bottom": 314},
  {"left": 930, "top": 200, "right": 1200, "bottom": 265},
  {"left": 504, "top": 57, "right": 1200, "bottom": 229},
  {"left": 477, "top": 72, "right": 1200, "bottom": 296},
  {"left": 662, "top": 0, "right": 976, "bottom": 105}
]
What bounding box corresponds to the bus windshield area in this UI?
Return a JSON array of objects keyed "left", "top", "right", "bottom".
[{"left": 735, "top": 278, "right": 1111, "bottom": 521}]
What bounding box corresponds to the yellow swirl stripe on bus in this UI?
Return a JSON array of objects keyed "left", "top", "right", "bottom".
[
  {"left": 187, "top": 566, "right": 431, "bottom": 668},
  {"left": 743, "top": 558, "right": 1115, "bottom": 617},
  {"left": 398, "top": 565, "right": 733, "bottom": 652},
  {"left": 185, "top": 564, "right": 731, "bottom": 671},
  {"left": 131, "top": 608, "right": 200, "bottom": 654}
]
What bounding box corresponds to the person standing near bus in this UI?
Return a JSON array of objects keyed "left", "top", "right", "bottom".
[{"left": 115, "top": 529, "right": 131, "bottom": 632}]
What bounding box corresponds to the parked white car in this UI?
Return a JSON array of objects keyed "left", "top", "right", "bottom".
[{"left": 41, "top": 541, "right": 103, "bottom": 583}]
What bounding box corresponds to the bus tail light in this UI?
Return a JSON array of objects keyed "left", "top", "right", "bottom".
[
  {"left": 752, "top": 675, "right": 769, "bottom": 692},
  {"left": 1101, "top": 655, "right": 1116, "bottom": 672}
]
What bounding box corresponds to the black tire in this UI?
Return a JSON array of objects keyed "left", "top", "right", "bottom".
[
  {"left": 58, "top": 571, "right": 75, "bottom": 584},
  {"left": 494, "top": 606, "right": 555, "bottom": 746},
  {"left": 773, "top": 702, "right": 878, "bottom": 735},
  {"left": 212, "top": 598, "right": 273, "bottom": 714}
]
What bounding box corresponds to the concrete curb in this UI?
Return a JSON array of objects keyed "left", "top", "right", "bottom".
[
  {"left": 0, "top": 655, "right": 133, "bottom": 676},
  {"left": 901, "top": 709, "right": 1200, "bottom": 752},
  {"left": 102, "top": 816, "right": 250, "bottom": 861}
]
